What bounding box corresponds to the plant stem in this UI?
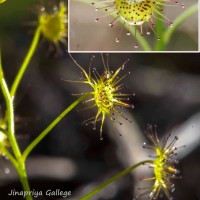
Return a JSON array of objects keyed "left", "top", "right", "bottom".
[
  {"left": 155, "top": 4, "right": 164, "bottom": 51},
  {"left": 10, "top": 26, "right": 41, "bottom": 98},
  {"left": 80, "top": 160, "right": 153, "bottom": 200},
  {"left": 22, "top": 94, "right": 89, "bottom": 161},
  {"left": 124, "top": 23, "right": 152, "bottom": 51},
  {"left": 0, "top": 52, "right": 32, "bottom": 200},
  {"left": 163, "top": 3, "right": 198, "bottom": 48},
  {"left": 0, "top": 59, "right": 21, "bottom": 160},
  {"left": 17, "top": 162, "right": 32, "bottom": 200},
  {"left": 1, "top": 146, "right": 18, "bottom": 169}
]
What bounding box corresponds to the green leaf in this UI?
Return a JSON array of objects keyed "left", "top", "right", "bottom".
[
  {"left": 81, "top": 160, "right": 153, "bottom": 200},
  {"left": 163, "top": 3, "right": 198, "bottom": 49}
]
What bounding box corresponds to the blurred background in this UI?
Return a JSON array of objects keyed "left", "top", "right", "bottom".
[
  {"left": 0, "top": 0, "right": 200, "bottom": 200},
  {"left": 69, "top": 0, "right": 198, "bottom": 51}
]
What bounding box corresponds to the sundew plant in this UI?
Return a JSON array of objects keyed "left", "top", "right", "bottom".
[
  {"left": 62, "top": 54, "right": 134, "bottom": 140},
  {"left": 0, "top": 1, "right": 200, "bottom": 200},
  {"left": 92, "top": 0, "right": 185, "bottom": 49},
  {"left": 70, "top": 0, "right": 198, "bottom": 51}
]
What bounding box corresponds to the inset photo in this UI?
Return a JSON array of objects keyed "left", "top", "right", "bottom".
[{"left": 69, "top": 0, "right": 198, "bottom": 52}]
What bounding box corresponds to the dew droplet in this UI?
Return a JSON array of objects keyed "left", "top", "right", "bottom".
[
  {"left": 100, "top": 137, "right": 103, "bottom": 141},
  {"left": 4, "top": 168, "right": 10, "bottom": 174},
  {"left": 171, "top": 184, "right": 175, "bottom": 188},
  {"left": 1, "top": 152, "right": 5, "bottom": 157},
  {"left": 175, "top": 169, "right": 180, "bottom": 174},
  {"left": 40, "top": 6, "right": 45, "bottom": 12},
  {"left": 109, "top": 23, "right": 113, "bottom": 27},
  {"left": 53, "top": 5, "right": 58, "bottom": 12},
  {"left": 134, "top": 195, "right": 139, "bottom": 200},
  {"left": 174, "top": 160, "right": 179, "bottom": 164}
]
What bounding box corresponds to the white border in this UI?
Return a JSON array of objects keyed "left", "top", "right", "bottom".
[{"left": 68, "top": 0, "right": 199, "bottom": 53}]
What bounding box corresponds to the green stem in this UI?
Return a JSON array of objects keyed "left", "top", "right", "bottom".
[
  {"left": 17, "top": 162, "right": 32, "bottom": 200},
  {"left": 155, "top": 20, "right": 165, "bottom": 51},
  {"left": 163, "top": 3, "right": 198, "bottom": 48},
  {"left": 0, "top": 58, "right": 21, "bottom": 160},
  {"left": 22, "top": 94, "right": 89, "bottom": 161},
  {"left": 0, "top": 52, "right": 32, "bottom": 200},
  {"left": 10, "top": 26, "right": 41, "bottom": 98},
  {"left": 1, "top": 146, "right": 18, "bottom": 169},
  {"left": 155, "top": 4, "right": 164, "bottom": 51},
  {"left": 124, "top": 23, "right": 152, "bottom": 51},
  {"left": 80, "top": 160, "right": 153, "bottom": 200}
]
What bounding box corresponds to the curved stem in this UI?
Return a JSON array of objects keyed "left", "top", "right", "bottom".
[
  {"left": 80, "top": 160, "right": 154, "bottom": 200},
  {"left": 0, "top": 52, "right": 32, "bottom": 200},
  {"left": 125, "top": 23, "right": 152, "bottom": 51},
  {"left": 10, "top": 26, "right": 41, "bottom": 98},
  {"left": 163, "top": 3, "right": 198, "bottom": 48},
  {"left": 0, "top": 59, "right": 21, "bottom": 160},
  {"left": 1, "top": 146, "right": 18, "bottom": 169},
  {"left": 22, "top": 94, "right": 89, "bottom": 161}
]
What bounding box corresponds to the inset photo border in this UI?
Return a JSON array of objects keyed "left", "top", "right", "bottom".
[{"left": 69, "top": 0, "right": 199, "bottom": 52}]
